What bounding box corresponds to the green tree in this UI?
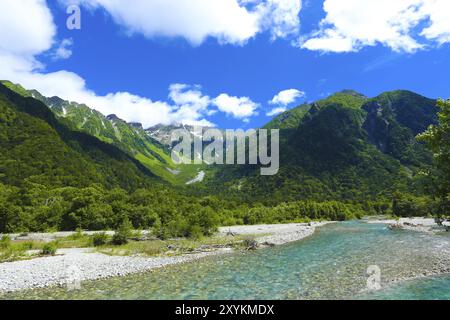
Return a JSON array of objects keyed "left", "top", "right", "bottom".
[
  {"left": 112, "top": 218, "right": 132, "bottom": 245},
  {"left": 417, "top": 99, "right": 450, "bottom": 217}
]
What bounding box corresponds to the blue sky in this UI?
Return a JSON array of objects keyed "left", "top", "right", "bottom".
[{"left": 1, "top": 0, "right": 449, "bottom": 129}]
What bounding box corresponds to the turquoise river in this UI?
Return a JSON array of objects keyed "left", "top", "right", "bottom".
[{"left": 3, "top": 221, "right": 450, "bottom": 300}]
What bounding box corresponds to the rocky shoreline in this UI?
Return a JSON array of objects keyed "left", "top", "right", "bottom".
[
  {"left": 0, "top": 222, "right": 331, "bottom": 293},
  {"left": 363, "top": 217, "right": 450, "bottom": 291},
  {"left": 366, "top": 217, "right": 450, "bottom": 234},
  {"left": 218, "top": 221, "right": 334, "bottom": 246},
  {"left": 0, "top": 248, "right": 232, "bottom": 293}
]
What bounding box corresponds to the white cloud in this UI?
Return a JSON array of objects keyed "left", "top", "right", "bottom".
[
  {"left": 257, "top": 0, "right": 302, "bottom": 39},
  {"left": 169, "top": 84, "right": 209, "bottom": 110},
  {"left": 266, "top": 107, "right": 287, "bottom": 116},
  {"left": 0, "top": 52, "right": 218, "bottom": 127},
  {"left": 300, "top": 29, "right": 355, "bottom": 53},
  {"left": 269, "top": 88, "right": 304, "bottom": 106},
  {"left": 53, "top": 38, "right": 74, "bottom": 60},
  {"left": 0, "top": 56, "right": 173, "bottom": 127},
  {"left": 301, "top": 0, "right": 450, "bottom": 53},
  {"left": 213, "top": 94, "right": 259, "bottom": 120},
  {"left": 267, "top": 88, "right": 304, "bottom": 117},
  {"left": 71, "top": 0, "right": 302, "bottom": 45},
  {"left": 419, "top": 0, "right": 450, "bottom": 44},
  {"left": 0, "top": 46, "right": 255, "bottom": 127},
  {"left": 0, "top": 0, "right": 56, "bottom": 56},
  {"left": 168, "top": 84, "right": 215, "bottom": 126}
]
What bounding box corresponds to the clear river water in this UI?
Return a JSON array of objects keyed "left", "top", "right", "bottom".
[{"left": 3, "top": 221, "right": 450, "bottom": 300}]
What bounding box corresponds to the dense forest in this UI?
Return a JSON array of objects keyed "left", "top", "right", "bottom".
[{"left": 0, "top": 82, "right": 448, "bottom": 236}]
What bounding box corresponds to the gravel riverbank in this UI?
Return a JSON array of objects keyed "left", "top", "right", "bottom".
[
  {"left": 0, "top": 248, "right": 231, "bottom": 293},
  {"left": 0, "top": 222, "right": 331, "bottom": 293}
]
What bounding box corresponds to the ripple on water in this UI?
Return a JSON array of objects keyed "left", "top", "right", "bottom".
[{"left": 2, "top": 221, "right": 450, "bottom": 300}]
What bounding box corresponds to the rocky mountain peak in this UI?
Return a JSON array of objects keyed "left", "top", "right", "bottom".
[{"left": 106, "top": 114, "right": 125, "bottom": 123}]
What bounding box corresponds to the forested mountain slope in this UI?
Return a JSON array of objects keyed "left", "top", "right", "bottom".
[
  {"left": 0, "top": 82, "right": 157, "bottom": 191},
  {"left": 209, "top": 90, "right": 438, "bottom": 206},
  {"left": 1, "top": 81, "right": 192, "bottom": 184}
]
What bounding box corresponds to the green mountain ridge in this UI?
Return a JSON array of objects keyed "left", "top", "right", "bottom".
[
  {"left": 1, "top": 81, "right": 440, "bottom": 206},
  {"left": 265, "top": 90, "right": 368, "bottom": 130},
  {"left": 208, "top": 89, "right": 438, "bottom": 206},
  {"left": 0, "top": 81, "right": 199, "bottom": 185},
  {"left": 363, "top": 90, "right": 437, "bottom": 166},
  {"left": 0, "top": 82, "right": 158, "bottom": 191},
  {"left": 0, "top": 82, "right": 224, "bottom": 234}
]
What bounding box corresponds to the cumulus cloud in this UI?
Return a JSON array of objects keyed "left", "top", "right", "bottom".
[
  {"left": 269, "top": 88, "right": 305, "bottom": 106},
  {"left": 70, "top": 0, "right": 302, "bottom": 45},
  {"left": 266, "top": 107, "right": 287, "bottom": 116},
  {"left": 167, "top": 84, "right": 215, "bottom": 126},
  {"left": 0, "top": 0, "right": 56, "bottom": 56},
  {"left": 0, "top": 49, "right": 256, "bottom": 127},
  {"left": 53, "top": 38, "right": 74, "bottom": 60},
  {"left": 0, "top": 58, "right": 216, "bottom": 127},
  {"left": 301, "top": 0, "right": 450, "bottom": 53},
  {"left": 419, "top": 0, "right": 450, "bottom": 44},
  {"left": 213, "top": 94, "right": 259, "bottom": 120},
  {"left": 257, "top": 0, "right": 302, "bottom": 39},
  {"left": 0, "top": 51, "right": 219, "bottom": 127},
  {"left": 169, "top": 84, "right": 209, "bottom": 110},
  {"left": 0, "top": 57, "right": 173, "bottom": 127},
  {"left": 0, "top": 34, "right": 209, "bottom": 127},
  {"left": 266, "top": 88, "right": 304, "bottom": 116}
]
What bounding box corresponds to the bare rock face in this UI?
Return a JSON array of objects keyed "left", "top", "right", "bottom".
[
  {"left": 145, "top": 124, "right": 223, "bottom": 147},
  {"left": 106, "top": 114, "right": 126, "bottom": 123},
  {"left": 129, "top": 122, "right": 143, "bottom": 130},
  {"left": 363, "top": 102, "right": 390, "bottom": 154}
]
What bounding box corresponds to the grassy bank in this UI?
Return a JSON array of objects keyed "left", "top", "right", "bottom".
[{"left": 0, "top": 230, "right": 257, "bottom": 263}]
